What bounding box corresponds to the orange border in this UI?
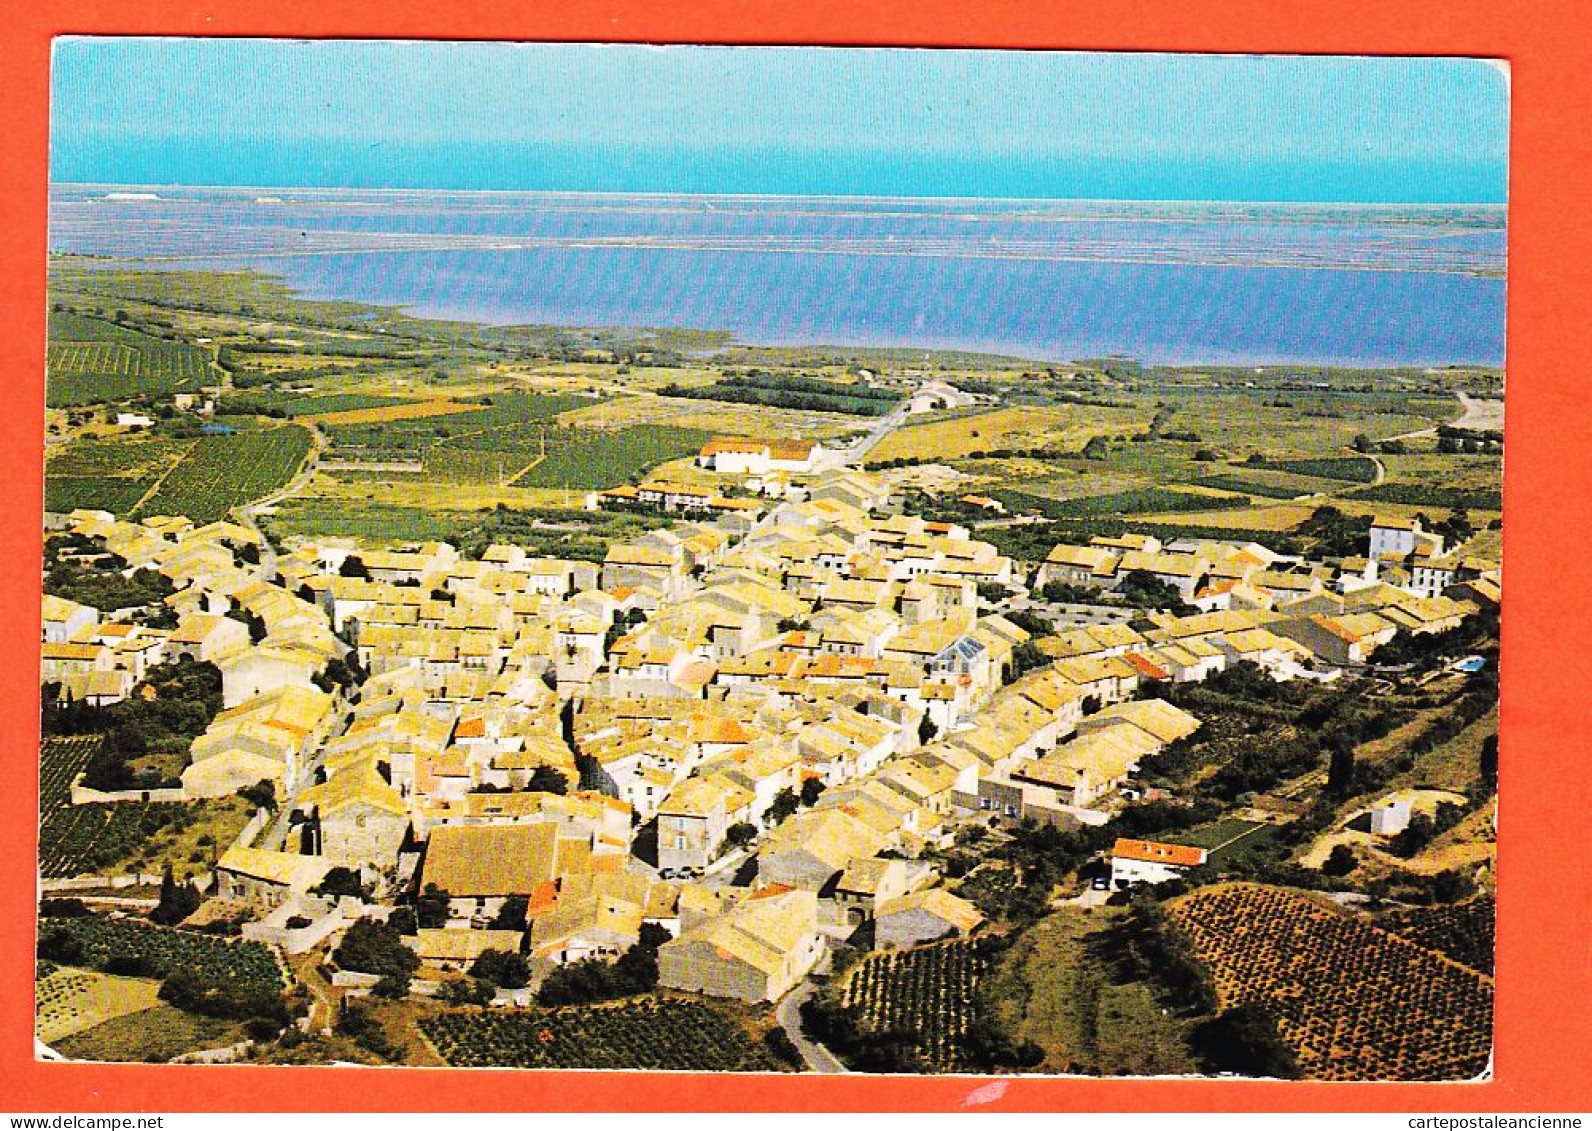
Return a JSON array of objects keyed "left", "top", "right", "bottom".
[{"left": 4, "top": 0, "right": 1588, "bottom": 1113}]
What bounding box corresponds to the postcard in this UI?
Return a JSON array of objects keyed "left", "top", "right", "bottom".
[{"left": 36, "top": 39, "right": 1505, "bottom": 1083}]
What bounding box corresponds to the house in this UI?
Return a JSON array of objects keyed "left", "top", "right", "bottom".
[
  {"left": 874, "top": 888, "right": 984, "bottom": 949},
  {"left": 298, "top": 762, "right": 410, "bottom": 869},
  {"left": 41, "top": 594, "right": 99, "bottom": 645},
  {"left": 656, "top": 774, "right": 754, "bottom": 875},
  {"left": 1369, "top": 516, "right": 1426, "bottom": 561},
  {"left": 419, "top": 822, "right": 589, "bottom": 925},
  {"left": 1109, "top": 838, "right": 1208, "bottom": 887},
  {"left": 656, "top": 887, "right": 824, "bottom": 1002},
  {"left": 218, "top": 644, "right": 325, "bottom": 708},
  {"left": 166, "top": 613, "right": 251, "bottom": 664},
  {"left": 213, "top": 845, "right": 332, "bottom": 908},
  {"left": 1273, "top": 611, "right": 1399, "bottom": 667},
  {"left": 1035, "top": 544, "right": 1120, "bottom": 590},
  {"left": 758, "top": 807, "right": 890, "bottom": 890},
  {"left": 831, "top": 856, "right": 933, "bottom": 928},
  {"left": 698, "top": 438, "right": 824, "bottom": 476},
  {"left": 407, "top": 928, "right": 527, "bottom": 972}
]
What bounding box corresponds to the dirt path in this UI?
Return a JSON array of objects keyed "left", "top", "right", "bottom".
[
  {"left": 1451, "top": 392, "right": 1504, "bottom": 432},
  {"left": 235, "top": 424, "right": 327, "bottom": 577},
  {"left": 127, "top": 440, "right": 201, "bottom": 516}
]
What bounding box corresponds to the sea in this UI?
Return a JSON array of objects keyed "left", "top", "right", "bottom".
[{"left": 47, "top": 187, "right": 1507, "bottom": 367}]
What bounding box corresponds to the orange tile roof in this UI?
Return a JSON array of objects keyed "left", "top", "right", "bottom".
[
  {"left": 1112, "top": 838, "right": 1207, "bottom": 868},
  {"left": 1123, "top": 652, "right": 1171, "bottom": 681}
]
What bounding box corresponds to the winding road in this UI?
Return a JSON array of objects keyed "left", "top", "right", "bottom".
[
  {"left": 235, "top": 423, "right": 328, "bottom": 580},
  {"left": 775, "top": 981, "right": 849, "bottom": 1074}
]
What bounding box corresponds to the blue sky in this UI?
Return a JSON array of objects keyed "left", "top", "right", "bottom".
[{"left": 49, "top": 40, "right": 1509, "bottom": 202}]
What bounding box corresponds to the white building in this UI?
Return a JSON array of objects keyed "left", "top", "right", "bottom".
[
  {"left": 1109, "top": 838, "right": 1208, "bottom": 887},
  {"left": 1369, "top": 798, "right": 1413, "bottom": 836}
]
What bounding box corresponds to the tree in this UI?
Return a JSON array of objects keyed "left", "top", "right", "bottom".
[
  {"left": 339, "top": 555, "right": 371, "bottom": 580},
  {"left": 1479, "top": 733, "right": 1498, "bottom": 794},
  {"left": 1352, "top": 434, "right": 1374, "bottom": 454},
  {"left": 1326, "top": 738, "right": 1356, "bottom": 798},
  {"left": 800, "top": 778, "right": 826, "bottom": 807},
  {"left": 768, "top": 787, "right": 800, "bottom": 826},
  {"left": 724, "top": 821, "right": 758, "bottom": 849},
  {"left": 1322, "top": 844, "right": 1358, "bottom": 877},
  {"left": 239, "top": 779, "right": 277, "bottom": 811},
  {"left": 918, "top": 714, "right": 939, "bottom": 745},
  {"left": 316, "top": 866, "right": 368, "bottom": 900},
  {"left": 526, "top": 765, "right": 570, "bottom": 795},
  {"left": 149, "top": 863, "right": 201, "bottom": 926},
  {"left": 416, "top": 884, "right": 451, "bottom": 930},
  {"left": 471, "top": 949, "right": 531, "bottom": 990},
  {"left": 1192, "top": 1004, "right": 1301, "bottom": 1079},
  {"left": 489, "top": 895, "right": 529, "bottom": 932},
  {"left": 333, "top": 918, "right": 420, "bottom": 980},
  {"left": 372, "top": 971, "right": 412, "bottom": 999},
  {"left": 440, "top": 976, "right": 495, "bottom": 1007}
]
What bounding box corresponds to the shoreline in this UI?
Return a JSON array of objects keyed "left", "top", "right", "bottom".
[{"left": 46, "top": 253, "right": 1506, "bottom": 373}]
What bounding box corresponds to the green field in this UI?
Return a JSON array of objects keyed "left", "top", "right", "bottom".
[
  {"left": 1347, "top": 483, "right": 1503, "bottom": 511},
  {"left": 993, "top": 486, "right": 1251, "bottom": 520},
  {"left": 512, "top": 425, "right": 711, "bottom": 489},
  {"left": 1190, "top": 470, "right": 1338, "bottom": 500},
  {"left": 276, "top": 393, "right": 412, "bottom": 416},
  {"left": 47, "top": 312, "right": 212, "bottom": 407},
  {"left": 1257, "top": 456, "right": 1380, "bottom": 484},
  {"left": 420, "top": 1000, "right": 780, "bottom": 1071},
  {"left": 39, "top": 915, "right": 286, "bottom": 992},
  {"left": 54, "top": 1003, "right": 245, "bottom": 1063},
  {"left": 134, "top": 425, "right": 313, "bottom": 523},
  {"left": 45, "top": 435, "right": 194, "bottom": 515},
  {"left": 44, "top": 476, "right": 153, "bottom": 517},
  {"left": 982, "top": 907, "right": 1196, "bottom": 1076}
]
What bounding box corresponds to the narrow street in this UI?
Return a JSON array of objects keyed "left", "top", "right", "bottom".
[{"left": 775, "top": 981, "right": 849, "bottom": 1074}]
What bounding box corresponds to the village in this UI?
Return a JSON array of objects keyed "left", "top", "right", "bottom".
[{"left": 36, "top": 422, "right": 1501, "bottom": 1070}]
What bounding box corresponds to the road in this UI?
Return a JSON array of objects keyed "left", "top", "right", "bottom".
[
  {"left": 832, "top": 382, "right": 942, "bottom": 469},
  {"left": 775, "top": 981, "right": 849, "bottom": 1074},
  {"left": 236, "top": 423, "right": 328, "bottom": 580}
]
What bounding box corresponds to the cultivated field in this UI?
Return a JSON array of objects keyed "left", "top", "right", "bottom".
[
  {"left": 841, "top": 940, "right": 988, "bottom": 1071},
  {"left": 39, "top": 915, "right": 287, "bottom": 993},
  {"left": 420, "top": 1000, "right": 781, "bottom": 1071},
  {"left": 1166, "top": 884, "right": 1492, "bottom": 1081},
  {"left": 1374, "top": 898, "right": 1495, "bottom": 975},
  {"left": 134, "top": 425, "right": 313, "bottom": 523},
  {"left": 36, "top": 966, "right": 162, "bottom": 1044},
  {"left": 47, "top": 312, "right": 213, "bottom": 407},
  {"left": 53, "top": 1004, "right": 245, "bottom": 1063},
  {"left": 39, "top": 732, "right": 250, "bottom": 880},
  {"left": 871, "top": 404, "right": 1143, "bottom": 463},
  {"left": 301, "top": 398, "right": 479, "bottom": 426}
]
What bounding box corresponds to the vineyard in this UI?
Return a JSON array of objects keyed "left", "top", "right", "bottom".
[
  {"left": 420, "top": 1000, "right": 781, "bottom": 1071},
  {"left": 38, "top": 800, "right": 206, "bottom": 879},
  {"left": 1374, "top": 898, "right": 1496, "bottom": 975},
  {"left": 133, "top": 425, "right": 313, "bottom": 523},
  {"left": 1256, "top": 456, "right": 1380, "bottom": 484},
  {"left": 840, "top": 940, "right": 988, "bottom": 1071},
  {"left": 1166, "top": 884, "right": 1492, "bottom": 1081},
  {"left": 511, "top": 425, "right": 712, "bottom": 489},
  {"left": 36, "top": 965, "right": 162, "bottom": 1044},
  {"left": 40, "top": 737, "right": 98, "bottom": 819},
  {"left": 47, "top": 313, "right": 212, "bottom": 407},
  {"left": 38, "top": 736, "right": 191, "bottom": 879},
  {"left": 45, "top": 435, "right": 194, "bottom": 516},
  {"left": 38, "top": 915, "right": 287, "bottom": 994}
]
